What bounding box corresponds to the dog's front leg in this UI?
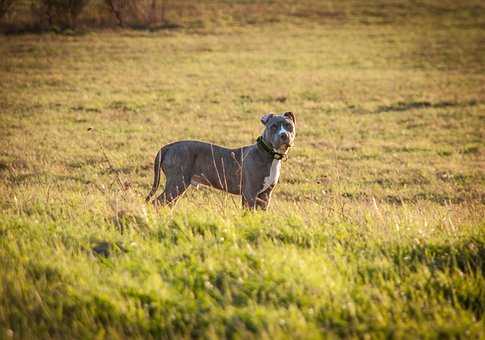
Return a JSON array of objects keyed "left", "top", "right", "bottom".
[
  {"left": 241, "top": 187, "right": 258, "bottom": 209},
  {"left": 255, "top": 186, "right": 274, "bottom": 210}
]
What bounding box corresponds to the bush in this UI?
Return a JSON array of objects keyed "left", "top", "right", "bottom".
[
  {"left": 0, "top": 0, "right": 15, "bottom": 20},
  {"left": 32, "top": 0, "right": 90, "bottom": 29},
  {"left": 104, "top": 0, "right": 172, "bottom": 29}
]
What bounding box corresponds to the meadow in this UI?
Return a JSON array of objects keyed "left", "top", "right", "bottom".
[{"left": 0, "top": 1, "right": 484, "bottom": 338}]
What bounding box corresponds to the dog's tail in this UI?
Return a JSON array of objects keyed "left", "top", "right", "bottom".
[{"left": 145, "top": 147, "right": 167, "bottom": 203}]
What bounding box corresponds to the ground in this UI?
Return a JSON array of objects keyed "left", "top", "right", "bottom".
[{"left": 0, "top": 4, "right": 484, "bottom": 339}]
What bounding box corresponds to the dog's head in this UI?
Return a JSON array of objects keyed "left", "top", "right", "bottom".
[{"left": 260, "top": 111, "right": 296, "bottom": 153}]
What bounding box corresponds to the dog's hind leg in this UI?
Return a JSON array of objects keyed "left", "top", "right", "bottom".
[{"left": 155, "top": 176, "right": 190, "bottom": 206}]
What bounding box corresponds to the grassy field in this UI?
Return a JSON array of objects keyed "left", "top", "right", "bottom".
[{"left": 1, "top": 2, "right": 484, "bottom": 338}]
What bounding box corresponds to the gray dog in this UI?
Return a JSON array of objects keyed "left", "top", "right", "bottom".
[{"left": 145, "top": 111, "right": 296, "bottom": 209}]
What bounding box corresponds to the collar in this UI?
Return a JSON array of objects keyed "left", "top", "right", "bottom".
[{"left": 256, "top": 136, "right": 286, "bottom": 160}]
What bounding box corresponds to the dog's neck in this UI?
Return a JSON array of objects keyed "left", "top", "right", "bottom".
[{"left": 256, "top": 136, "right": 286, "bottom": 160}]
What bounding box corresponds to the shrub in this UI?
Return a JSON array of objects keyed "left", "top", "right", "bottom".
[
  {"left": 0, "top": 0, "right": 15, "bottom": 20},
  {"left": 32, "top": 0, "right": 90, "bottom": 29},
  {"left": 104, "top": 0, "right": 171, "bottom": 29}
]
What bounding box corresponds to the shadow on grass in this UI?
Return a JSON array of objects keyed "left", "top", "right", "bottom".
[{"left": 374, "top": 99, "right": 479, "bottom": 114}]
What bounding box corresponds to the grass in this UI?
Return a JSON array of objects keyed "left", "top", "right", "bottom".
[{"left": 0, "top": 2, "right": 484, "bottom": 338}]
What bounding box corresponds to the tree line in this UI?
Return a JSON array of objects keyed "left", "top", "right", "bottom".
[{"left": 0, "top": 0, "right": 181, "bottom": 31}]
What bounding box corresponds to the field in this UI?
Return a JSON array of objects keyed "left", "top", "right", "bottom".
[{"left": 1, "top": 2, "right": 484, "bottom": 338}]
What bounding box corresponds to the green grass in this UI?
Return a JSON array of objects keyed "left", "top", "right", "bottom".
[{"left": 0, "top": 2, "right": 484, "bottom": 338}]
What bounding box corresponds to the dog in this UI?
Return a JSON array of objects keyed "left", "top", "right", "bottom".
[{"left": 145, "top": 111, "right": 296, "bottom": 209}]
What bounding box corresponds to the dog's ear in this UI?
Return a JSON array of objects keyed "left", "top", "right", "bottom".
[
  {"left": 260, "top": 113, "right": 274, "bottom": 125},
  {"left": 283, "top": 111, "right": 296, "bottom": 125}
]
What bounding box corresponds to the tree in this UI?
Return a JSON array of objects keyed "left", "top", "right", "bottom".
[{"left": 104, "top": 0, "right": 130, "bottom": 27}]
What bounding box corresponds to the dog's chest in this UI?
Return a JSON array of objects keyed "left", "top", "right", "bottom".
[{"left": 260, "top": 159, "right": 281, "bottom": 193}]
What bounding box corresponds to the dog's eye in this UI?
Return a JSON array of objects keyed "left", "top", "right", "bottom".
[
  {"left": 285, "top": 123, "right": 293, "bottom": 132},
  {"left": 271, "top": 125, "right": 277, "bottom": 131}
]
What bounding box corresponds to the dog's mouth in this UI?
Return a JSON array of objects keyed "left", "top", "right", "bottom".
[{"left": 276, "top": 142, "right": 292, "bottom": 154}]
